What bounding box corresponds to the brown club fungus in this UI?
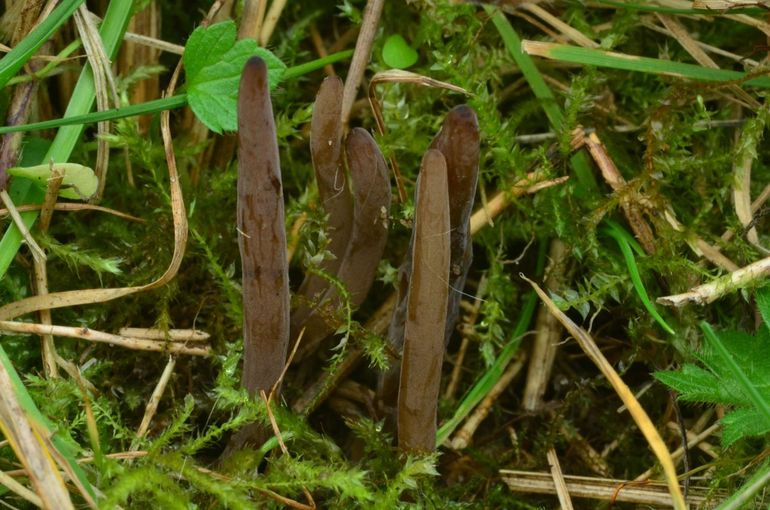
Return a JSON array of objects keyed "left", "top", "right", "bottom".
[
  {"left": 228, "top": 56, "right": 290, "bottom": 449},
  {"left": 291, "top": 76, "right": 353, "bottom": 332},
  {"left": 379, "top": 105, "right": 480, "bottom": 412},
  {"left": 397, "top": 149, "right": 451, "bottom": 452},
  {"left": 293, "top": 127, "right": 392, "bottom": 359}
]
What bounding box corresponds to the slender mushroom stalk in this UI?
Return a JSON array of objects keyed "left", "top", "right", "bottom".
[
  {"left": 291, "top": 77, "right": 353, "bottom": 332},
  {"left": 380, "top": 105, "right": 480, "bottom": 411},
  {"left": 294, "top": 128, "right": 392, "bottom": 358},
  {"left": 228, "top": 56, "right": 290, "bottom": 449},
  {"left": 397, "top": 149, "right": 451, "bottom": 452}
]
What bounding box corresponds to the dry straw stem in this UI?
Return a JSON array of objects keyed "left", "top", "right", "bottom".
[
  {"left": 451, "top": 352, "right": 526, "bottom": 450},
  {"left": 238, "top": 0, "right": 268, "bottom": 41},
  {"left": 501, "top": 470, "right": 713, "bottom": 507},
  {"left": 118, "top": 328, "right": 209, "bottom": 342},
  {"left": 0, "top": 321, "right": 211, "bottom": 356},
  {"left": 397, "top": 150, "right": 450, "bottom": 453},
  {"left": 0, "top": 190, "right": 45, "bottom": 264},
  {"left": 547, "top": 448, "right": 575, "bottom": 510},
  {"left": 521, "top": 275, "right": 687, "bottom": 509},
  {"left": 582, "top": 132, "right": 657, "bottom": 254},
  {"left": 0, "top": 468, "right": 42, "bottom": 507},
  {"left": 519, "top": 3, "right": 598, "bottom": 48},
  {"left": 0, "top": 359, "right": 74, "bottom": 509},
  {"left": 522, "top": 239, "right": 568, "bottom": 410},
  {"left": 134, "top": 356, "right": 176, "bottom": 442},
  {"left": 658, "top": 251, "right": 770, "bottom": 306},
  {"left": 74, "top": 4, "right": 120, "bottom": 202},
  {"left": 35, "top": 167, "right": 64, "bottom": 379},
  {"left": 444, "top": 276, "right": 487, "bottom": 400},
  {"left": 340, "top": 0, "right": 385, "bottom": 128},
  {"left": 259, "top": 0, "right": 288, "bottom": 46},
  {"left": 0, "top": 202, "right": 144, "bottom": 222}
]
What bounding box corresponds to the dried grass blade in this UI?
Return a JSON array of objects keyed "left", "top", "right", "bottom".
[
  {"left": 398, "top": 149, "right": 450, "bottom": 452},
  {"left": 521, "top": 275, "right": 686, "bottom": 510},
  {"left": 0, "top": 349, "right": 75, "bottom": 509}
]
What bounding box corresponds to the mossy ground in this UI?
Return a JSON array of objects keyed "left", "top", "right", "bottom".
[{"left": 1, "top": 0, "right": 769, "bottom": 507}]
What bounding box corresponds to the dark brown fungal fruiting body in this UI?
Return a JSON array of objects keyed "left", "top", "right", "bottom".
[
  {"left": 294, "top": 128, "right": 392, "bottom": 359},
  {"left": 291, "top": 77, "right": 353, "bottom": 333},
  {"left": 397, "top": 149, "right": 451, "bottom": 452},
  {"left": 230, "top": 57, "right": 290, "bottom": 448},
  {"left": 379, "top": 105, "right": 480, "bottom": 412}
]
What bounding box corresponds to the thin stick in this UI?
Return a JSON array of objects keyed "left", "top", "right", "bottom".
[
  {"left": 547, "top": 448, "right": 575, "bottom": 510},
  {"left": 0, "top": 202, "right": 144, "bottom": 222},
  {"left": 134, "top": 356, "right": 177, "bottom": 443},
  {"left": 0, "top": 321, "right": 210, "bottom": 356},
  {"left": 340, "top": 0, "right": 385, "bottom": 128},
  {"left": 117, "top": 328, "right": 209, "bottom": 342},
  {"left": 260, "top": 0, "right": 288, "bottom": 46},
  {"left": 309, "top": 24, "right": 335, "bottom": 76},
  {"left": 238, "top": 0, "right": 267, "bottom": 40},
  {"left": 658, "top": 252, "right": 770, "bottom": 306},
  {"left": 0, "top": 189, "right": 45, "bottom": 264},
  {"left": 34, "top": 167, "right": 64, "bottom": 378}
]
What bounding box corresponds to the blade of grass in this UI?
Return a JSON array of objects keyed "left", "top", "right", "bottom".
[
  {"left": 486, "top": 6, "right": 598, "bottom": 196},
  {"left": 716, "top": 461, "right": 770, "bottom": 510},
  {"left": 0, "top": 1, "right": 134, "bottom": 278},
  {"left": 522, "top": 40, "right": 770, "bottom": 88},
  {"left": 0, "top": 0, "right": 84, "bottom": 88},
  {"left": 603, "top": 220, "right": 675, "bottom": 335},
  {"left": 0, "top": 49, "right": 355, "bottom": 135},
  {"left": 437, "top": 241, "right": 547, "bottom": 445}
]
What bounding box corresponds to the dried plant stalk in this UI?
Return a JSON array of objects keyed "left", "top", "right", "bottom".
[
  {"left": 295, "top": 128, "right": 391, "bottom": 357},
  {"left": 291, "top": 77, "right": 352, "bottom": 331},
  {"left": 398, "top": 149, "right": 450, "bottom": 452},
  {"left": 236, "top": 57, "right": 290, "bottom": 397}
]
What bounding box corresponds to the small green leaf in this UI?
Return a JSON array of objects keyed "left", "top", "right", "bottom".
[
  {"left": 184, "top": 20, "right": 286, "bottom": 133},
  {"left": 382, "top": 34, "right": 418, "bottom": 69},
  {"left": 7, "top": 163, "right": 97, "bottom": 200}
]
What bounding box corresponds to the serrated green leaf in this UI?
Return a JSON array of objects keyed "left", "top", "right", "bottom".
[
  {"left": 184, "top": 20, "right": 286, "bottom": 133},
  {"left": 722, "top": 408, "right": 770, "bottom": 447},
  {"left": 382, "top": 34, "right": 418, "bottom": 69},
  {"left": 7, "top": 163, "right": 97, "bottom": 200}
]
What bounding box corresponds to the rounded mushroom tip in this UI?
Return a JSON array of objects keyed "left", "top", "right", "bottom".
[
  {"left": 448, "top": 104, "right": 478, "bottom": 125},
  {"left": 244, "top": 56, "right": 267, "bottom": 72}
]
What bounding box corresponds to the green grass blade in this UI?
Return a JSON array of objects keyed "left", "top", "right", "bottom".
[
  {"left": 0, "top": 0, "right": 84, "bottom": 88},
  {"left": 523, "top": 41, "right": 770, "bottom": 88},
  {"left": 0, "top": 49, "right": 354, "bottom": 135},
  {"left": 486, "top": 6, "right": 598, "bottom": 196},
  {"left": 436, "top": 242, "right": 547, "bottom": 445},
  {"left": 0, "top": 95, "right": 189, "bottom": 134},
  {"left": 701, "top": 321, "right": 770, "bottom": 423},
  {"left": 7, "top": 38, "right": 83, "bottom": 86},
  {"left": 282, "top": 49, "right": 354, "bottom": 80},
  {"left": 603, "top": 221, "right": 675, "bottom": 335},
  {"left": 0, "top": 1, "right": 134, "bottom": 279},
  {"left": 716, "top": 461, "right": 770, "bottom": 510}
]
